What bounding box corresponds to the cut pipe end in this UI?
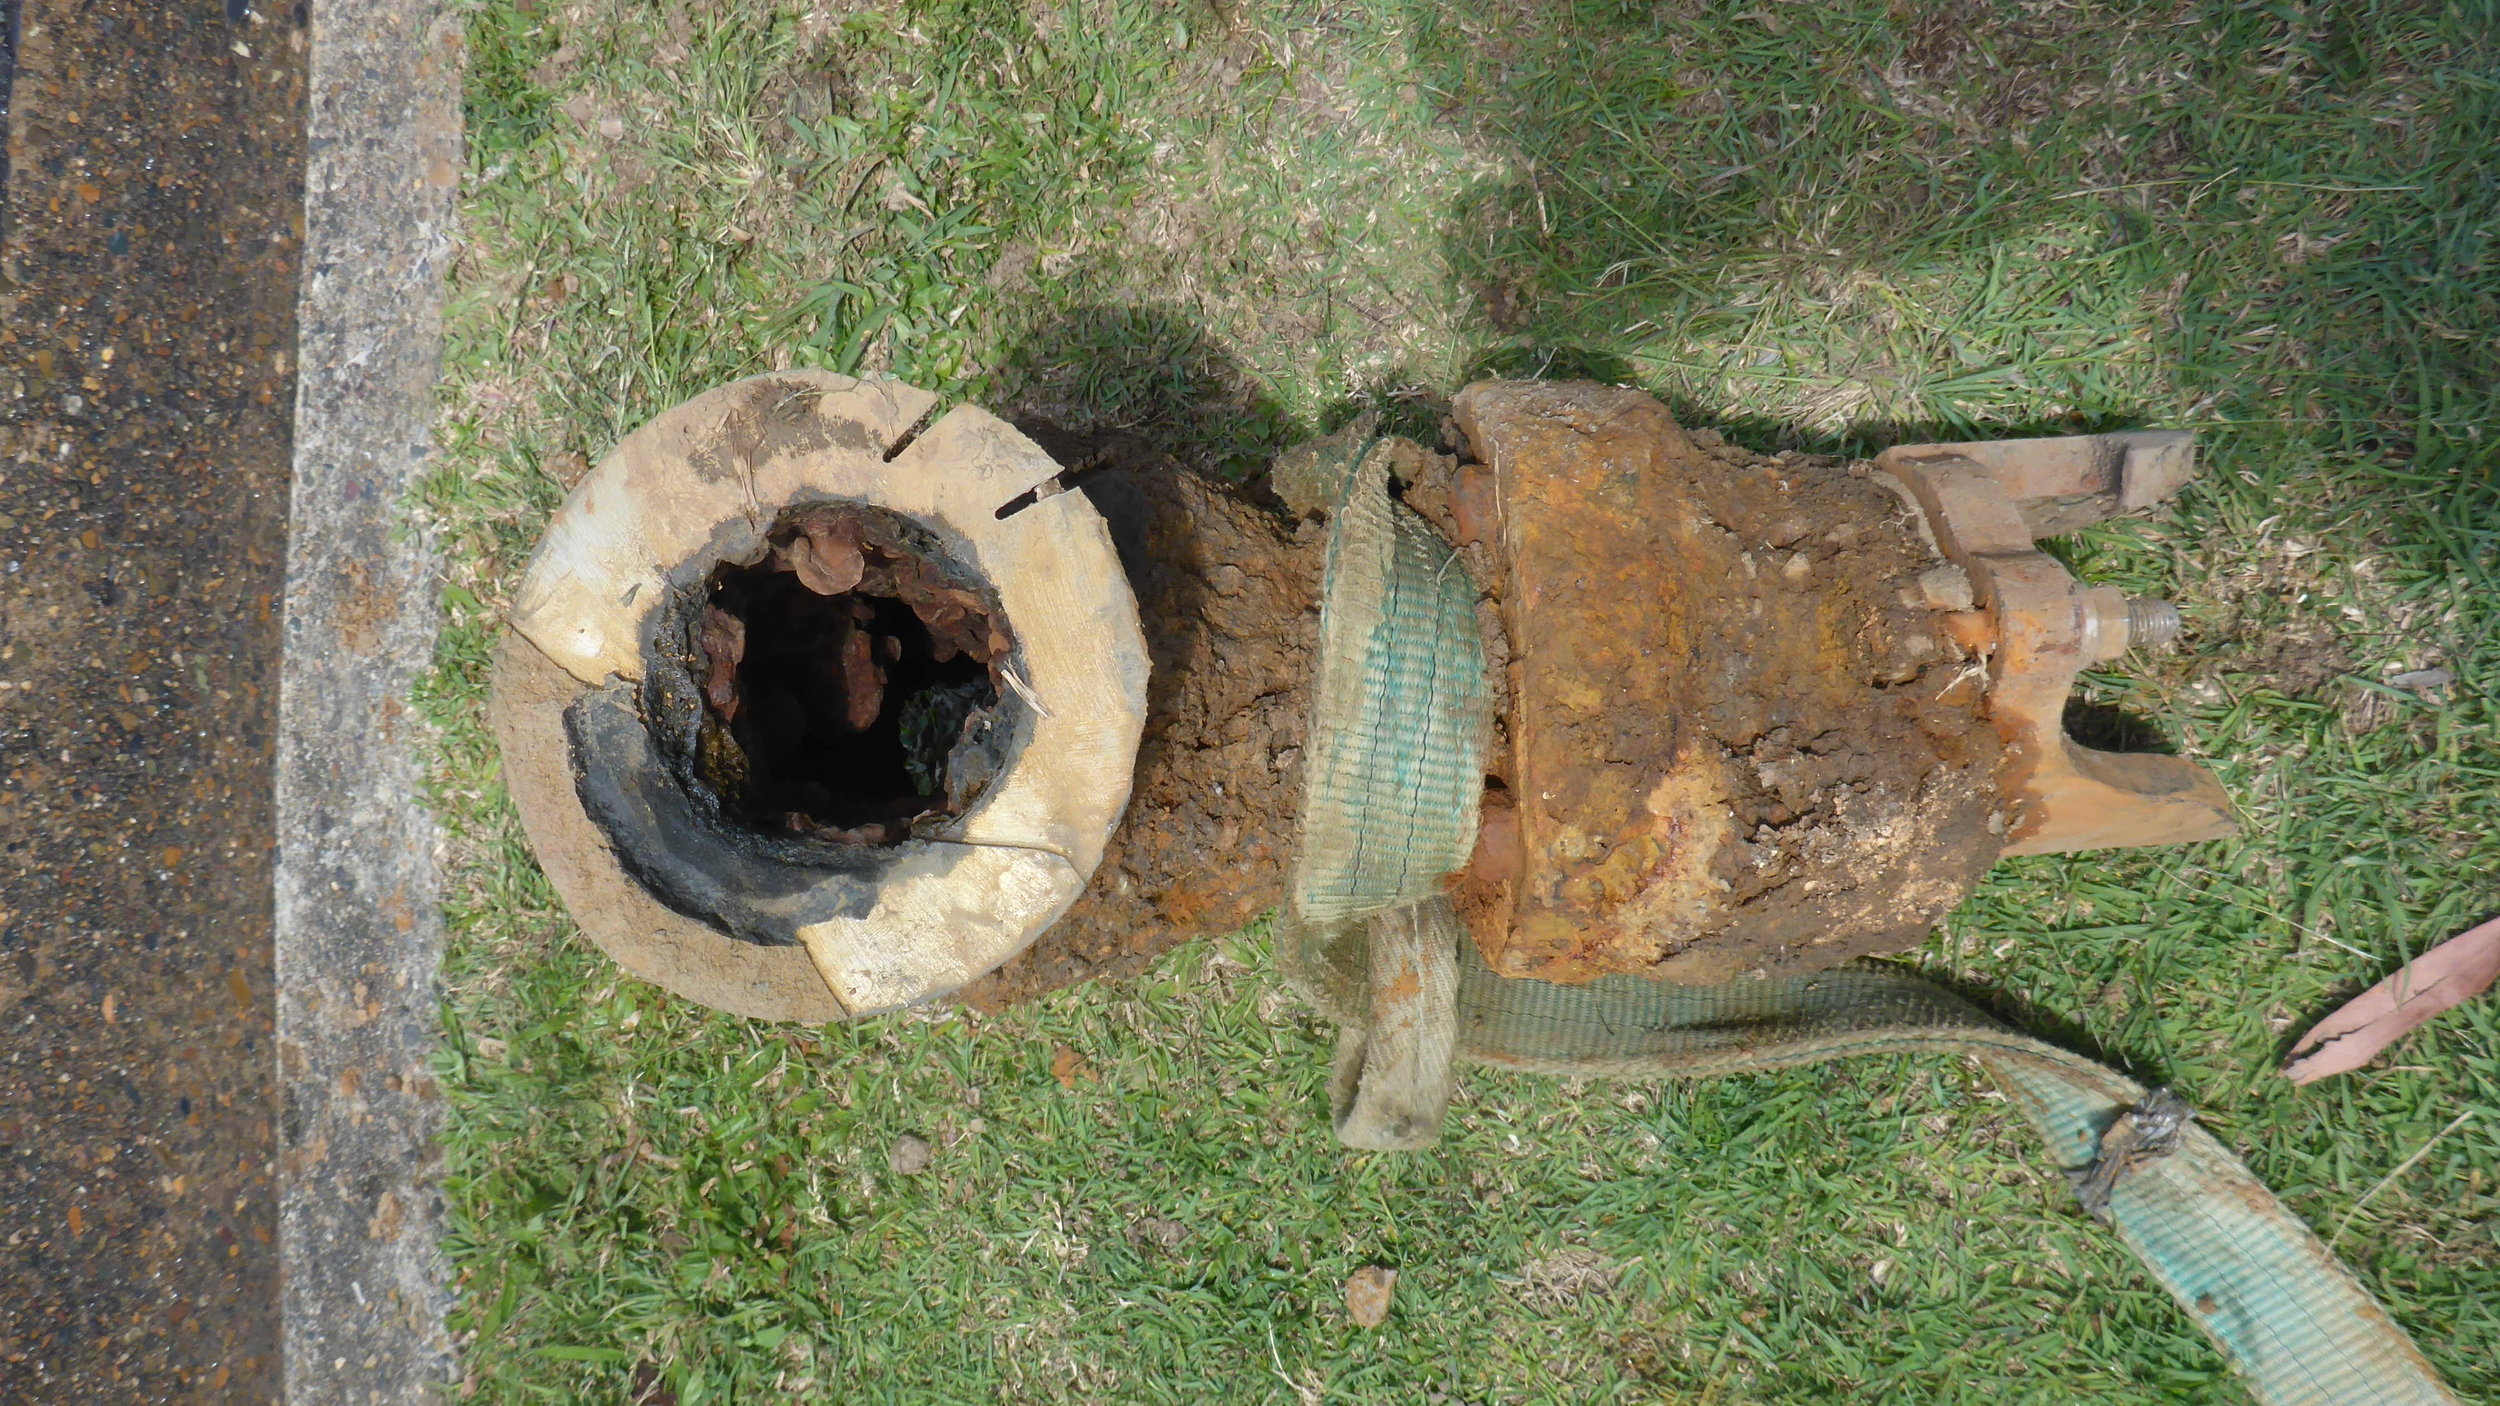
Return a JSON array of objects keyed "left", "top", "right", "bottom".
[{"left": 495, "top": 373, "right": 1148, "bottom": 1020}]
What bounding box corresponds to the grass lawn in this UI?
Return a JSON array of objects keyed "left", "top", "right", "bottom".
[{"left": 422, "top": 1, "right": 2499, "bottom": 1400}]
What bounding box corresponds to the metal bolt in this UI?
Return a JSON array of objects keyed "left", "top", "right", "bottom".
[
  {"left": 2082, "top": 589, "right": 2183, "bottom": 662},
  {"left": 2125, "top": 598, "right": 2183, "bottom": 651}
]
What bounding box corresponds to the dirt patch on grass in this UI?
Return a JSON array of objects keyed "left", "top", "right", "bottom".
[{"left": 2227, "top": 619, "right": 2354, "bottom": 698}]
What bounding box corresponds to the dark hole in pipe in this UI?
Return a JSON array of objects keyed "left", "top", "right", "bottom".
[{"left": 688, "top": 502, "right": 1014, "bottom": 845}]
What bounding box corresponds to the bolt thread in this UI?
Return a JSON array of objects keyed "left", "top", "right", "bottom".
[{"left": 2126, "top": 598, "right": 2183, "bottom": 650}]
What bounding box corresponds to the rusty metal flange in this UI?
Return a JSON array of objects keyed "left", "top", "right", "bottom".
[
  {"left": 1444, "top": 382, "right": 2232, "bottom": 988},
  {"left": 1875, "top": 432, "right": 2236, "bottom": 856}
]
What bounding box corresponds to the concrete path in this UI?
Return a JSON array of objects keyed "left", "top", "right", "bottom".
[{"left": 277, "top": 0, "right": 456, "bottom": 1399}]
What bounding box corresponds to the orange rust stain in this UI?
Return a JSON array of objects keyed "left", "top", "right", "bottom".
[
  {"left": 1451, "top": 381, "right": 2002, "bottom": 985},
  {"left": 1377, "top": 965, "right": 1422, "bottom": 1004}
]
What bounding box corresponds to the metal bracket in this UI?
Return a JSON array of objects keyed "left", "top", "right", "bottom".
[{"left": 1878, "top": 431, "right": 2235, "bottom": 856}]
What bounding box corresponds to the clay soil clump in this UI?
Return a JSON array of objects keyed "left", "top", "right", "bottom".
[{"left": 958, "top": 464, "right": 1324, "bottom": 1010}]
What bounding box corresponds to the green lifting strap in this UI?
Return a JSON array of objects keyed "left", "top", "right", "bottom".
[{"left": 1273, "top": 427, "right": 2462, "bottom": 1406}]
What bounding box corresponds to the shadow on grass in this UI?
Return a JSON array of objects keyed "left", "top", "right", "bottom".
[
  {"left": 989, "top": 302, "right": 1306, "bottom": 483},
  {"left": 1404, "top": 0, "right": 2500, "bottom": 494},
  {"left": 2062, "top": 701, "right": 2180, "bottom": 758},
  {"left": 1897, "top": 958, "right": 2173, "bottom": 1089},
  {"left": 992, "top": 299, "right": 1479, "bottom": 478},
  {"left": 1408, "top": 0, "right": 2137, "bottom": 441}
]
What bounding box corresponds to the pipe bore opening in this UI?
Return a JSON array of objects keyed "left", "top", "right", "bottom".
[{"left": 679, "top": 502, "right": 1017, "bottom": 845}]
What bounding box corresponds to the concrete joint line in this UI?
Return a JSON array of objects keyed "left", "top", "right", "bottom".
[{"left": 276, "top": 0, "right": 457, "bottom": 1399}]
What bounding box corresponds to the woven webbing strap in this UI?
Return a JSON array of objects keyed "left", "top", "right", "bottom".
[
  {"left": 1281, "top": 426, "right": 1489, "bottom": 925},
  {"left": 1272, "top": 430, "right": 2458, "bottom": 1404},
  {"left": 1271, "top": 421, "right": 1487, "bottom": 1153},
  {"left": 1457, "top": 931, "right": 2460, "bottom": 1406}
]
